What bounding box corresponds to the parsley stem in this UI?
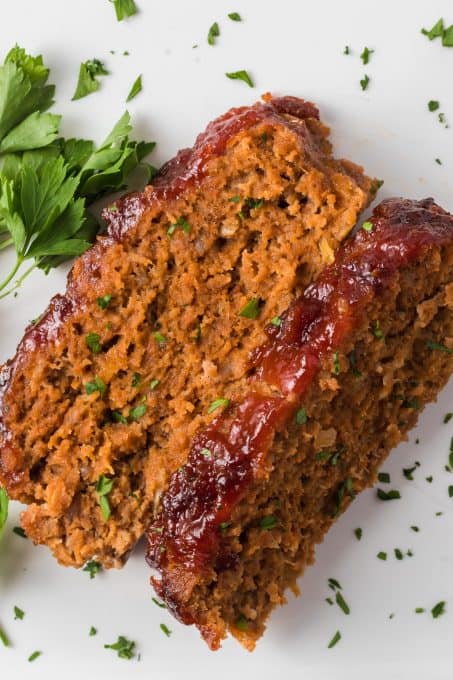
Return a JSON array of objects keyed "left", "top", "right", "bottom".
[
  {"left": 0, "top": 256, "right": 24, "bottom": 293},
  {"left": 0, "top": 237, "right": 13, "bottom": 251},
  {"left": 0, "top": 261, "right": 37, "bottom": 299}
]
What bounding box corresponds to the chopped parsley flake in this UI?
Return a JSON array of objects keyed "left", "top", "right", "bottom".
[
  {"left": 372, "top": 320, "right": 384, "bottom": 339},
  {"left": 428, "top": 100, "right": 440, "bottom": 112},
  {"left": 295, "top": 408, "right": 307, "bottom": 425},
  {"left": 378, "top": 472, "right": 390, "bottom": 484},
  {"left": 360, "top": 47, "right": 374, "bottom": 64},
  {"left": 449, "top": 437, "right": 453, "bottom": 468},
  {"left": 411, "top": 525, "right": 420, "bottom": 532},
  {"left": 160, "top": 623, "right": 172, "bottom": 637},
  {"left": 448, "top": 485, "right": 453, "bottom": 498},
  {"left": 235, "top": 615, "right": 248, "bottom": 631},
  {"left": 394, "top": 548, "right": 404, "bottom": 560},
  {"left": 89, "top": 626, "right": 97, "bottom": 636},
  {"left": 110, "top": 0, "right": 138, "bottom": 21},
  {"left": 360, "top": 74, "right": 370, "bottom": 91},
  {"left": 152, "top": 597, "right": 166, "bottom": 609},
  {"left": 200, "top": 448, "right": 212, "bottom": 458},
  {"left": 260, "top": 515, "right": 278, "bottom": 530},
  {"left": 207, "top": 22, "right": 220, "bottom": 46},
  {"left": 431, "top": 601, "right": 446, "bottom": 618},
  {"left": 270, "top": 316, "right": 282, "bottom": 327},
  {"left": 97, "top": 294, "right": 112, "bottom": 309},
  {"left": 415, "top": 607, "right": 425, "bottom": 614},
  {"left": 426, "top": 475, "right": 433, "bottom": 483},
  {"left": 348, "top": 350, "right": 362, "bottom": 377},
  {"left": 150, "top": 379, "right": 160, "bottom": 390},
  {"left": 14, "top": 606, "right": 25, "bottom": 620},
  {"left": 435, "top": 158, "right": 442, "bottom": 165},
  {"left": 444, "top": 413, "right": 453, "bottom": 423},
  {"left": 154, "top": 331, "right": 167, "bottom": 345},
  {"left": 343, "top": 45, "right": 350, "bottom": 55},
  {"left": 328, "top": 578, "right": 342, "bottom": 591},
  {"left": 167, "top": 216, "right": 190, "bottom": 237},
  {"left": 228, "top": 12, "right": 242, "bottom": 21},
  {"left": 239, "top": 297, "right": 262, "bottom": 319},
  {"left": 111, "top": 411, "right": 128, "bottom": 424},
  {"left": 129, "top": 403, "right": 146, "bottom": 421},
  {"left": 334, "top": 477, "right": 355, "bottom": 515},
  {"left": 131, "top": 372, "right": 141, "bottom": 388},
  {"left": 421, "top": 18, "right": 444, "bottom": 40},
  {"left": 426, "top": 340, "right": 453, "bottom": 354},
  {"left": 104, "top": 635, "right": 136, "bottom": 659},
  {"left": 354, "top": 527, "right": 362, "bottom": 540},
  {"left": 332, "top": 351, "right": 340, "bottom": 375},
  {"left": 229, "top": 195, "right": 241, "bottom": 203},
  {"left": 335, "top": 591, "right": 350, "bottom": 615},
  {"left": 0, "top": 627, "right": 10, "bottom": 647},
  {"left": 403, "top": 462, "right": 419, "bottom": 480},
  {"left": 377, "top": 551, "right": 387, "bottom": 560},
  {"left": 362, "top": 220, "right": 373, "bottom": 232},
  {"left": 28, "top": 651, "right": 42, "bottom": 662},
  {"left": 208, "top": 398, "right": 230, "bottom": 414},
  {"left": 85, "top": 376, "right": 106, "bottom": 398},
  {"left": 377, "top": 488, "right": 401, "bottom": 501},
  {"left": 126, "top": 74, "right": 142, "bottom": 102},
  {"left": 13, "top": 526, "right": 26, "bottom": 538},
  {"left": 325, "top": 597, "right": 334, "bottom": 605},
  {"left": 219, "top": 521, "right": 231, "bottom": 532},
  {"left": 96, "top": 475, "right": 114, "bottom": 521},
  {"left": 327, "top": 630, "right": 341, "bottom": 648},
  {"left": 226, "top": 70, "right": 254, "bottom": 87},
  {"left": 86, "top": 332, "right": 102, "bottom": 354},
  {"left": 72, "top": 59, "right": 108, "bottom": 101}
]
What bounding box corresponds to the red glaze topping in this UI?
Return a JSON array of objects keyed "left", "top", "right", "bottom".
[
  {"left": 0, "top": 95, "right": 320, "bottom": 451},
  {"left": 146, "top": 197, "right": 453, "bottom": 620}
]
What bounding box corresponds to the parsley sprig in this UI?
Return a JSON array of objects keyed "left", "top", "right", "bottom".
[{"left": 0, "top": 47, "right": 155, "bottom": 298}]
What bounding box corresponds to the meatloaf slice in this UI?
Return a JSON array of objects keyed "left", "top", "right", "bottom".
[
  {"left": 146, "top": 197, "right": 453, "bottom": 650},
  {"left": 0, "top": 95, "right": 374, "bottom": 568}
]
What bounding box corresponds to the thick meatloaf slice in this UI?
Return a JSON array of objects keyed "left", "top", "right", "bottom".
[
  {"left": 0, "top": 95, "right": 374, "bottom": 568},
  {"left": 146, "top": 197, "right": 453, "bottom": 650}
]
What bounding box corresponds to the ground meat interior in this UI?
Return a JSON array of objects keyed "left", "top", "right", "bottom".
[
  {"left": 3, "top": 112, "right": 372, "bottom": 567},
  {"left": 181, "top": 245, "right": 453, "bottom": 650}
]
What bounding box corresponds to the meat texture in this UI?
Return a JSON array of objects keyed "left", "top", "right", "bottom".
[
  {"left": 0, "top": 95, "right": 374, "bottom": 567},
  {"left": 146, "top": 198, "right": 453, "bottom": 650}
]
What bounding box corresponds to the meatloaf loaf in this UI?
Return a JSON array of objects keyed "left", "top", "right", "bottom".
[
  {"left": 146, "top": 197, "right": 453, "bottom": 650},
  {"left": 0, "top": 95, "right": 374, "bottom": 567}
]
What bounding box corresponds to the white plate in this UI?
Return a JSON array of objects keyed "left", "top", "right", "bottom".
[{"left": 1, "top": 1, "right": 452, "bottom": 677}]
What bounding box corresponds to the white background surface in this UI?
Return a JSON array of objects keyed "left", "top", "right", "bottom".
[{"left": 1, "top": 0, "right": 453, "bottom": 677}]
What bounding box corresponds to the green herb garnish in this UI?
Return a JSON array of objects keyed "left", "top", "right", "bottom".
[
  {"left": 444, "top": 413, "right": 453, "bottom": 424},
  {"left": 0, "top": 487, "right": 8, "bottom": 537},
  {"left": 235, "top": 615, "right": 248, "bottom": 631},
  {"left": 160, "top": 623, "right": 172, "bottom": 637},
  {"left": 129, "top": 403, "right": 146, "bottom": 421},
  {"left": 343, "top": 46, "right": 350, "bottom": 55},
  {"left": 104, "top": 635, "right": 136, "bottom": 659},
  {"left": 89, "top": 626, "right": 97, "bottom": 636},
  {"left": 378, "top": 472, "right": 390, "bottom": 484},
  {"left": 97, "top": 294, "right": 112, "bottom": 309},
  {"left": 377, "top": 488, "right": 401, "bottom": 501},
  {"left": 83, "top": 560, "right": 102, "bottom": 579},
  {"left": 96, "top": 475, "right": 114, "bottom": 521},
  {"left": 328, "top": 578, "right": 342, "bottom": 591},
  {"left": 260, "top": 515, "right": 278, "bottom": 530},
  {"left": 150, "top": 379, "right": 160, "bottom": 390},
  {"left": 428, "top": 100, "right": 440, "bottom": 112},
  {"left": 0, "top": 627, "right": 10, "bottom": 647},
  {"left": 228, "top": 12, "right": 242, "bottom": 21},
  {"left": 208, "top": 398, "right": 230, "bottom": 414},
  {"left": 327, "top": 630, "right": 341, "bottom": 649},
  {"left": 448, "top": 485, "right": 453, "bottom": 498},
  {"left": 14, "top": 606, "right": 24, "bottom": 620},
  {"left": 426, "top": 340, "right": 453, "bottom": 354},
  {"left": 421, "top": 18, "right": 444, "bottom": 41},
  {"left": 154, "top": 331, "right": 167, "bottom": 345},
  {"left": 415, "top": 607, "right": 425, "bottom": 614},
  {"left": 377, "top": 551, "right": 387, "bottom": 560},
  {"left": 360, "top": 74, "right": 370, "bottom": 90},
  {"left": 354, "top": 527, "right": 362, "bottom": 540},
  {"left": 86, "top": 332, "right": 102, "bottom": 354},
  {"left": 72, "top": 59, "right": 108, "bottom": 101},
  {"left": 152, "top": 597, "right": 166, "bottom": 608},
  {"left": 225, "top": 70, "right": 254, "bottom": 87},
  {"left": 295, "top": 408, "right": 307, "bottom": 425},
  {"left": 394, "top": 548, "right": 403, "bottom": 560},
  {"left": 372, "top": 320, "right": 384, "bottom": 339},
  {"left": 167, "top": 216, "right": 190, "bottom": 237},
  {"left": 13, "top": 526, "right": 26, "bottom": 538},
  {"left": 111, "top": 411, "right": 128, "bottom": 424},
  {"left": 270, "top": 316, "right": 282, "bottom": 327},
  {"left": 335, "top": 591, "right": 350, "bottom": 615},
  {"left": 332, "top": 350, "right": 340, "bottom": 375},
  {"left": 362, "top": 221, "right": 373, "bottom": 232},
  {"left": 126, "top": 74, "right": 142, "bottom": 102},
  {"left": 200, "top": 448, "right": 212, "bottom": 458},
  {"left": 229, "top": 195, "right": 241, "bottom": 203},
  {"left": 239, "top": 297, "right": 262, "bottom": 319},
  {"left": 131, "top": 372, "right": 141, "bottom": 387},
  {"left": 28, "top": 651, "right": 42, "bottom": 662},
  {"left": 208, "top": 22, "right": 220, "bottom": 46},
  {"left": 110, "top": 0, "right": 138, "bottom": 21},
  {"left": 360, "top": 47, "right": 374, "bottom": 64},
  {"left": 85, "top": 376, "right": 106, "bottom": 397},
  {"left": 431, "top": 601, "right": 446, "bottom": 618}
]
